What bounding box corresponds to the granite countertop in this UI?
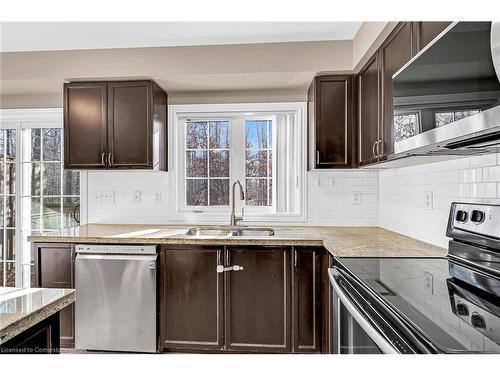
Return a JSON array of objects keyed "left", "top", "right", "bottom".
[
  {"left": 28, "top": 224, "right": 447, "bottom": 258},
  {"left": 0, "top": 288, "right": 75, "bottom": 345}
]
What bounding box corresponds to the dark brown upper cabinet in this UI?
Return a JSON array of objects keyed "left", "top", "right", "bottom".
[
  {"left": 415, "top": 21, "right": 452, "bottom": 52},
  {"left": 64, "top": 80, "right": 167, "bottom": 171},
  {"left": 358, "top": 54, "right": 380, "bottom": 166},
  {"left": 380, "top": 22, "right": 414, "bottom": 159},
  {"left": 32, "top": 243, "right": 75, "bottom": 348},
  {"left": 308, "top": 75, "right": 356, "bottom": 169}
]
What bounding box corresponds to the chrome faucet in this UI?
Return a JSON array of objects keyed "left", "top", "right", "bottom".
[{"left": 230, "top": 180, "right": 245, "bottom": 226}]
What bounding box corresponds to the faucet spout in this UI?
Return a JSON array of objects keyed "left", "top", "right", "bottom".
[{"left": 230, "top": 180, "right": 245, "bottom": 226}]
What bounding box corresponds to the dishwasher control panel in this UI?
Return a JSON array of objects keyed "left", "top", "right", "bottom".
[{"left": 75, "top": 244, "right": 157, "bottom": 255}]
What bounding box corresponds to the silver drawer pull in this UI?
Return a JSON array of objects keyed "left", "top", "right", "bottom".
[
  {"left": 149, "top": 262, "right": 156, "bottom": 270},
  {"left": 216, "top": 265, "right": 244, "bottom": 273}
]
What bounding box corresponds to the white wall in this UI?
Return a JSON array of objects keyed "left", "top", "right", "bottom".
[{"left": 379, "top": 153, "right": 500, "bottom": 248}]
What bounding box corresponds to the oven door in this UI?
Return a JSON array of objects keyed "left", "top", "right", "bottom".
[{"left": 329, "top": 268, "right": 398, "bottom": 354}]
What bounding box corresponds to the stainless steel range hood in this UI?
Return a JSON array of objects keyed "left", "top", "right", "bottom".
[{"left": 376, "top": 22, "right": 500, "bottom": 168}]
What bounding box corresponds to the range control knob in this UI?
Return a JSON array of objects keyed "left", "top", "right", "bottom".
[
  {"left": 456, "top": 302, "right": 469, "bottom": 316},
  {"left": 471, "top": 210, "right": 485, "bottom": 224},
  {"left": 455, "top": 210, "right": 468, "bottom": 223},
  {"left": 471, "top": 313, "right": 486, "bottom": 329}
]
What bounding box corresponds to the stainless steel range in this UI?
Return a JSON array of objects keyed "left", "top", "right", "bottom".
[{"left": 329, "top": 202, "right": 500, "bottom": 353}]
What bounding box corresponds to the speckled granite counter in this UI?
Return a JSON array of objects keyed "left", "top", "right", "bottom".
[
  {"left": 0, "top": 288, "right": 75, "bottom": 344},
  {"left": 28, "top": 224, "right": 447, "bottom": 258}
]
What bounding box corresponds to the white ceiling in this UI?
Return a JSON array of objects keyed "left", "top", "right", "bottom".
[{"left": 0, "top": 22, "right": 362, "bottom": 52}]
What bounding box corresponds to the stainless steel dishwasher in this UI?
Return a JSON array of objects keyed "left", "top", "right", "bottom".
[{"left": 75, "top": 244, "right": 158, "bottom": 353}]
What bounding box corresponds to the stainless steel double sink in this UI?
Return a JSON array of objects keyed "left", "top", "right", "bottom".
[{"left": 185, "top": 226, "right": 275, "bottom": 237}]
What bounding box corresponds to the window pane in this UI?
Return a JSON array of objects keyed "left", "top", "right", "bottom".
[
  {"left": 269, "top": 179, "right": 272, "bottom": 206},
  {"left": 186, "top": 122, "right": 207, "bottom": 149},
  {"left": 455, "top": 110, "right": 480, "bottom": 120},
  {"left": 209, "top": 150, "right": 229, "bottom": 177},
  {"left": 5, "top": 229, "right": 15, "bottom": 261},
  {"left": 246, "top": 179, "right": 269, "bottom": 206},
  {"left": 63, "top": 170, "right": 80, "bottom": 195},
  {"left": 6, "top": 196, "right": 15, "bottom": 227},
  {"left": 0, "top": 129, "right": 4, "bottom": 159},
  {"left": 63, "top": 197, "right": 80, "bottom": 227},
  {"left": 0, "top": 164, "right": 3, "bottom": 194},
  {"left": 186, "top": 151, "right": 207, "bottom": 177},
  {"left": 209, "top": 121, "right": 229, "bottom": 149},
  {"left": 394, "top": 113, "right": 418, "bottom": 142},
  {"left": 186, "top": 179, "right": 208, "bottom": 206},
  {"left": 42, "top": 163, "right": 61, "bottom": 195},
  {"left": 41, "top": 197, "right": 61, "bottom": 230},
  {"left": 0, "top": 197, "right": 3, "bottom": 227},
  {"left": 24, "top": 197, "right": 41, "bottom": 231},
  {"left": 246, "top": 120, "right": 268, "bottom": 149},
  {"left": 42, "top": 128, "right": 61, "bottom": 161},
  {"left": 5, "top": 163, "right": 16, "bottom": 194},
  {"left": 6, "top": 129, "right": 16, "bottom": 160},
  {"left": 30, "top": 163, "right": 41, "bottom": 196},
  {"left": 30, "top": 129, "right": 41, "bottom": 161},
  {"left": 246, "top": 150, "right": 268, "bottom": 177},
  {"left": 6, "top": 263, "right": 15, "bottom": 287},
  {"left": 435, "top": 112, "right": 453, "bottom": 127},
  {"left": 269, "top": 150, "right": 272, "bottom": 177},
  {"left": 209, "top": 179, "right": 229, "bottom": 205}
]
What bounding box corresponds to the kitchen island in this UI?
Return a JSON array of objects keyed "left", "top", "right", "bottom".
[{"left": 0, "top": 288, "right": 75, "bottom": 354}]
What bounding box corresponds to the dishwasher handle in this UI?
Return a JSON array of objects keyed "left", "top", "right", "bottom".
[
  {"left": 328, "top": 268, "right": 398, "bottom": 354},
  {"left": 75, "top": 253, "right": 158, "bottom": 263}
]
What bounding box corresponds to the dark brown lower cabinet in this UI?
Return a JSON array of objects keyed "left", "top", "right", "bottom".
[
  {"left": 32, "top": 243, "right": 75, "bottom": 348},
  {"left": 0, "top": 312, "right": 60, "bottom": 354},
  {"left": 224, "top": 246, "right": 291, "bottom": 353},
  {"left": 160, "top": 246, "right": 224, "bottom": 352},
  {"left": 292, "top": 247, "right": 323, "bottom": 353},
  {"left": 160, "top": 245, "right": 327, "bottom": 354}
]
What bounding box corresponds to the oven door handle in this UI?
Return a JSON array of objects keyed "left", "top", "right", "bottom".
[{"left": 328, "top": 268, "right": 398, "bottom": 354}]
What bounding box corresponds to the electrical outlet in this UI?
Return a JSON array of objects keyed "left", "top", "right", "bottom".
[
  {"left": 154, "top": 191, "right": 162, "bottom": 203},
  {"left": 424, "top": 191, "right": 434, "bottom": 210},
  {"left": 424, "top": 272, "right": 434, "bottom": 294},
  {"left": 95, "top": 191, "right": 115, "bottom": 204},
  {"left": 133, "top": 190, "right": 142, "bottom": 203},
  {"left": 353, "top": 191, "right": 362, "bottom": 205}
]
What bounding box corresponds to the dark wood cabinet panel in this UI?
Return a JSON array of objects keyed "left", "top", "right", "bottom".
[
  {"left": 380, "top": 22, "right": 413, "bottom": 159},
  {"left": 108, "top": 81, "right": 152, "bottom": 169},
  {"left": 358, "top": 54, "right": 380, "bottom": 166},
  {"left": 160, "top": 246, "right": 223, "bottom": 351},
  {"left": 416, "top": 22, "right": 452, "bottom": 51},
  {"left": 33, "top": 243, "right": 75, "bottom": 348},
  {"left": 224, "top": 246, "right": 291, "bottom": 352},
  {"left": 292, "top": 247, "right": 322, "bottom": 353},
  {"left": 64, "top": 82, "right": 107, "bottom": 169},
  {"left": 308, "top": 76, "right": 356, "bottom": 169}
]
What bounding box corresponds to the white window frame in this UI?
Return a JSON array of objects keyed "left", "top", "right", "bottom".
[
  {"left": 0, "top": 108, "right": 87, "bottom": 287},
  {"left": 167, "top": 103, "right": 307, "bottom": 224}
]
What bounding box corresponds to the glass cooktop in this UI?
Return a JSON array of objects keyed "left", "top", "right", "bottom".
[{"left": 336, "top": 257, "right": 500, "bottom": 353}]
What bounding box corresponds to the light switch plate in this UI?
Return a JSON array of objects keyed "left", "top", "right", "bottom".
[
  {"left": 95, "top": 191, "right": 115, "bottom": 204},
  {"left": 424, "top": 272, "right": 434, "bottom": 295},
  {"left": 353, "top": 191, "right": 362, "bottom": 205},
  {"left": 133, "top": 190, "right": 142, "bottom": 203},
  {"left": 424, "top": 191, "right": 434, "bottom": 210}
]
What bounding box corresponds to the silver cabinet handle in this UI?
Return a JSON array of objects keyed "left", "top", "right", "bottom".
[
  {"left": 101, "top": 152, "right": 106, "bottom": 166},
  {"left": 316, "top": 150, "right": 320, "bottom": 164},
  {"left": 216, "top": 265, "right": 244, "bottom": 273},
  {"left": 372, "top": 141, "right": 378, "bottom": 158},
  {"left": 294, "top": 250, "right": 298, "bottom": 268},
  {"left": 108, "top": 152, "right": 113, "bottom": 167},
  {"left": 377, "top": 140, "right": 382, "bottom": 157}
]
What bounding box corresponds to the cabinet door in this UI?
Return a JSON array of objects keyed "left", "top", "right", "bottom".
[
  {"left": 33, "top": 243, "right": 75, "bottom": 348},
  {"left": 292, "top": 247, "right": 322, "bottom": 353},
  {"left": 224, "top": 246, "right": 291, "bottom": 353},
  {"left": 160, "top": 246, "right": 224, "bottom": 351},
  {"left": 358, "top": 54, "right": 380, "bottom": 166},
  {"left": 380, "top": 22, "right": 413, "bottom": 159},
  {"left": 108, "top": 81, "right": 153, "bottom": 168},
  {"left": 64, "top": 82, "right": 107, "bottom": 169},
  {"left": 417, "top": 22, "right": 452, "bottom": 51},
  {"left": 311, "top": 76, "right": 355, "bottom": 169}
]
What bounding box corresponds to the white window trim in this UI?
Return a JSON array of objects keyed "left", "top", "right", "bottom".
[
  {"left": 167, "top": 102, "right": 307, "bottom": 224},
  {"left": 0, "top": 108, "right": 87, "bottom": 288}
]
